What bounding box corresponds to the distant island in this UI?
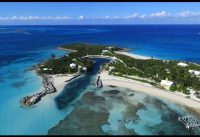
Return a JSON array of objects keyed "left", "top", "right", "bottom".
[{"left": 20, "top": 43, "right": 200, "bottom": 109}]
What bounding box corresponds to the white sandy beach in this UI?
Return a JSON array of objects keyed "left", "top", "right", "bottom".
[
  {"left": 115, "top": 51, "right": 151, "bottom": 60},
  {"left": 100, "top": 70, "right": 200, "bottom": 109},
  {"left": 50, "top": 73, "right": 78, "bottom": 92}
]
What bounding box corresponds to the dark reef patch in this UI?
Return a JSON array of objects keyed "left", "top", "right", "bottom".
[
  {"left": 80, "top": 92, "right": 106, "bottom": 104},
  {"left": 103, "top": 90, "right": 120, "bottom": 95},
  {"left": 108, "top": 85, "right": 117, "bottom": 88},
  {"left": 129, "top": 93, "right": 134, "bottom": 96},
  {"left": 11, "top": 80, "right": 27, "bottom": 89},
  {"left": 48, "top": 92, "right": 109, "bottom": 135},
  {"left": 123, "top": 102, "right": 146, "bottom": 122}
]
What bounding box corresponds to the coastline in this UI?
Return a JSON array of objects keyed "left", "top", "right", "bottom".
[
  {"left": 34, "top": 45, "right": 200, "bottom": 110},
  {"left": 114, "top": 51, "right": 152, "bottom": 60},
  {"left": 100, "top": 70, "right": 200, "bottom": 110},
  {"left": 57, "top": 47, "right": 77, "bottom": 52},
  {"left": 50, "top": 73, "right": 80, "bottom": 92}
]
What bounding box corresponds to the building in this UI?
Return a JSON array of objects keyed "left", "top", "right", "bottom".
[
  {"left": 43, "top": 68, "right": 48, "bottom": 71},
  {"left": 70, "top": 63, "right": 76, "bottom": 69},
  {"left": 102, "top": 50, "right": 109, "bottom": 53},
  {"left": 160, "top": 80, "right": 174, "bottom": 90},
  {"left": 189, "top": 70, "right": 200, "bottom": 77},
  {"left": 108, "top": 46, "right": 113, "bottom": 49},
  {"left": 83, "top": 67, "right": 87, "bottom": 71},
  {"left": 177, "top": 62, "right": 188, "bottom": 67}
]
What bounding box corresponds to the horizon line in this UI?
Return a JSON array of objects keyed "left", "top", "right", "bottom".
[{"left": 1, "top": 24, "right": 200, "bottom": 26}]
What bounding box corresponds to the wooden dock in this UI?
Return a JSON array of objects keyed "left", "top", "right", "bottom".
[{"left": 178, "top": 115, "right": 200, "bottom": 130}]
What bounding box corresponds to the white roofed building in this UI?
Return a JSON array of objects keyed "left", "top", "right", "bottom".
[
  {"left": 43, "top": 68, "right": 48, "bottom": 71},
  {"left": 70, "top": 63, "right": 76, "bottom": 69},
  {"left": 102, "top": 50, "right": 109, "bottom": 52},
  {"left": 102, "top": 50, "right": 109, "bottom": 54},
  {"left": 160, "top": 79, "right": 174, "bottom": 90},
  {"left": 188, "top": 70, "right": 200, "bottom": 77},
  {"left": 177, "top": 62, "right": 188, "bottom": 67},
  {"left": 83, "top": 67, "right": 87, "bottom": 71}
]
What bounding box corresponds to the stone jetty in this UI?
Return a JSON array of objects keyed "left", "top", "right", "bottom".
[{"left": 20, "top": 74, "right": 56, "bottom": 106}]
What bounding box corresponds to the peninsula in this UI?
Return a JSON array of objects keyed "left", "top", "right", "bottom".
[
  {"left": 20, "top": 43, "right": 125, "bottom": 106},
  {"left": 21, "top": 43, "right": 200, "bottom": 110}
]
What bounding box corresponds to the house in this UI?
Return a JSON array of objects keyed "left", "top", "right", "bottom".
[
  {"left": 188, "top": 70, "right": 200, "bottom": 77},
  {"left": 43, "top": 68, "right": 48, "bottom": 71},
  {"left": 102, "top": 50, "right": 109, "bottom": 53},
  {"left": 177, "top": 62, "right": 188, "bottom": 67},
  {"left": 160, "top": 79, "right": 174, "bottom": 90},
  {"left": 83, "top": 67, "right": 87, "bottom": 71},
  {"left": 70, "top": 63, "right": 76, "bottom": 69}
]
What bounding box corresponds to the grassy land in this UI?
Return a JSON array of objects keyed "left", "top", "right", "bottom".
[
  {"left": 37, "top": 43, "right": 123, "bottom": 74},
  {"left": 108, "top": 53, "right": 200, "bottom": 93}
]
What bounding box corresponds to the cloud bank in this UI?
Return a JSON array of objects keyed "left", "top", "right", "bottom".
[{"left": 1, "top": 11, "right": 200, "bottom": 24}]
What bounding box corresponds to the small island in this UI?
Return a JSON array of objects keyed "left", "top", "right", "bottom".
[
  {"left": 20, "top": 43, "right": 126, "bottom": 107},
  {"left": 20, "top": 43, "right": 200, "bottom": 108}
]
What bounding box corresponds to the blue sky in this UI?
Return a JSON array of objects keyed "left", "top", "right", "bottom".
[{"left": 1, "top": 2, "right": 200, "bottom": 25}]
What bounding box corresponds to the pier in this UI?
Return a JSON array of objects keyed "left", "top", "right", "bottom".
[
  {"left": 96, "top": 75, "right": 103, "bottom": 88},
  {"left": 65, "top": 72, "right": 82, "bottom": 82},
  {"left": 20, "top": 74, "right": 56, "bottom": 106},
  {"left": 178, "top": 115, "right": 200, "bottom": 130}
]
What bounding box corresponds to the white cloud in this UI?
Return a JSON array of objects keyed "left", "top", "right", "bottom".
[
  {"left": 178, "top": 11, "right": 200, "bottom": 18},
  {"left": 150, "top": 11, "right": 171, "bottom": 17},
  {"left": 123, "top": 13, "right": 139, "bottom": 19},
  {"left": 78, "top": 15, "right": 84, "bottom": 20},
  {"left": 2, "top": 10, "right": 200, "bottom": 24},
  {"left": 105, "top": 15, "right": 109, "bottom": 19},
  {"left": 0, "top": 16, "right": 72, "bottom": 21},
  {"left": 139, "top": 14, "right": 146, "bottom": 18},
  {"left": 99, "top": 16, "right": 110, "bottom": 19}
]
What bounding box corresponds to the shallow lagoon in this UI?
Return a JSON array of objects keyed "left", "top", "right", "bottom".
[{"left": 49, "top": 85, "right": 200, "bottom": 135}]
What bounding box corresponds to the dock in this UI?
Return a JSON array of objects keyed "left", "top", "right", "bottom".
[
  {"left": 20, "top": 74, "right": 57, "bottom": 106},
  {"left": 65, "top": 72, "right": 82, "bottom": 82},
  {"left": 96, "top": 75, "right": 103, "bottom": 88},
  {"left": 178, "top": 115, "right": 200, "bottom": 130}
]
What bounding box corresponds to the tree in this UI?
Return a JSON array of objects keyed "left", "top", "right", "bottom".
[{"left": 169, "top": 84, "right": 177, "bottom": 92}]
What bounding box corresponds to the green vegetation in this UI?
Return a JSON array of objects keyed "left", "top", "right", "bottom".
[
  {"left": 169, "top": 84, "right": 177, "bottom": 92},
  {"left": 108, "top": 53, "right": 200, "bottom": 93},
  {"left": 37, "top": 42, "right": 200, "bottom": 94},
  {"left": 38, "top": 43, "right": 123, "bottom": 75}
]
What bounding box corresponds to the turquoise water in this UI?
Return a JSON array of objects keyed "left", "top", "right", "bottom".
[
  {"left": 0, "top": 49, "right": 69, "bottom": 135},
  {"left": 99, "top": 87, "right": 200, "bottom": 135},
  {"left": 0, "top": 25, "right": 200, "bottom": 135}
]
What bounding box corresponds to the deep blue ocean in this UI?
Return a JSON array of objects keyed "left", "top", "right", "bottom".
[{"left": 0, "top": 25, "right": 200, "bottom": 135}]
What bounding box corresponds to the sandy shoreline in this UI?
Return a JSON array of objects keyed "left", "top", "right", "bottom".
[
  {"left": 115, "top": 51, "right": 152, "bottom": 60},
  {"left": 100, "top": 70, "right": 200, "bottom": 110},
  {"left": 36, "top": 47, "right": 200, "bottom": 113},
  {"left": 50, "top": 73, "right": 79, "bottom": 92}
]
